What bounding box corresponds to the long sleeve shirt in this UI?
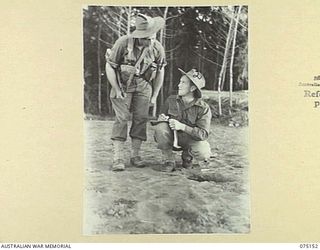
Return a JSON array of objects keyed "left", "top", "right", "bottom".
[{"left": 161, "top": 95, "right": 212, "bottom": 141}]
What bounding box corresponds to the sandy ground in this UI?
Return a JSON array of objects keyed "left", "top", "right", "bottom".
[{"left": 83, "top": 120, "right": 250, "bottom": 234}]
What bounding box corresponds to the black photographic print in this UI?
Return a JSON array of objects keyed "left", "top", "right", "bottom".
[{"left": 83, "top": 5, "right": 249, "bottom": 234}]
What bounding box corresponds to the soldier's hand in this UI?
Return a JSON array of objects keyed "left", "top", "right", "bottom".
[
  {"left": 115, "top": 89, "right": 126, "bottom": 99},
  {"left": 158, "top": 114, "right": 169, "bottom": 122},
  {"left": 169, "top": 119, "right": 186, "bottom": 131},
  {"left": 150, "top": 96, "right": 157, "bottom": 105}
]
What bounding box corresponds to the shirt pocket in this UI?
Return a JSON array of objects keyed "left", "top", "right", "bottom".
[
  {"left": 185, "top": 110, "right": 197, "bottom": 125},
  {"left": 168, "top": 105, "right": 179, "bottom": 117},
  {"left": 120, "top": 64, "right": 136, "bottom": 84},
  {"left": 143, "top": 62, "right": 157, "bottom": 82}
]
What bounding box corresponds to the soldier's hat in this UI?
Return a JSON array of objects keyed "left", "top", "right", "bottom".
[
  {"left": 131, "top": 13, "right": 165, "bottom": 38},
  {"left": 178, "top": 68, "right": 206, "bottom": 97}
]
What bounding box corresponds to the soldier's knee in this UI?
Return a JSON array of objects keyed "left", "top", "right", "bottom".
[
  {"left": 154, "top": 122, "right": 170, "bottom": 133},
  {"left": 111, "top": 99, "right": 131, "bottom": 122},
  {"left": 190, "top": 141, "right": 211, "bottom": 160},
  {"left": 117, "top": 112, "right": 131, "bottom": 122},
  {"left": 154, "top": 123, "right": 172, "bottom": 149},
  {"left": 133, "top": 112, "right": 149, "bottom": 121}
]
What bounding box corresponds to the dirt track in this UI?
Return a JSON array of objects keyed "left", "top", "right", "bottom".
[{"left": 83, "top": 120, "right": 249, "bottom": 234}]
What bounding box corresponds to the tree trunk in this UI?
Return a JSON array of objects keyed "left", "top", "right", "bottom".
[
  {"left": 159, "top": 6, "right": 168, "bottom": 104},
  {"left": 221, "top": 65, "right": 227, "bottom": 91},
  {"left": 217, "top": 7, "right": 235, "bottom": 116},
  {"left": 97, "top": 22, "right": 102, "bottom": 114},
  {"left": 214, "top": 51, "right": 219, "bottom": 90},
  {"left": 198, "top": 43, "right": 201, "bottom": 71},
  {"left": 106, "top": 34, "right": 114, "bottom": 115},
  {"left": 153, "top": 6, "right": 168, "bottom": 117},
  {"left": 229, "top": 6, "right": 242, "bottom": 109},
  {"left": 118, "top": 10, "right": 122, "bottom": 37},
  {"left": 241, "top": 43, "right": 248, "bottom": 91},
  {"left": 127, "top": 6, "right": 131, "bottom": 34},
  {"left": 169, "top": 38, "right": 173, "bottom": 95}
]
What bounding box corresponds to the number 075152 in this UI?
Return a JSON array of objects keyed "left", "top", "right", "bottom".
[{"left": 299, "top": 244, "right": 319, "bottom": 249}]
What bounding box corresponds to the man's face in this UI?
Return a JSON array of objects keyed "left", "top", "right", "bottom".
[
  {"left": 138, "top": 33, "right": 156, "bottom": 47},
  {"left": 178, "top": 75, "right": 195, "bottom": 96}
]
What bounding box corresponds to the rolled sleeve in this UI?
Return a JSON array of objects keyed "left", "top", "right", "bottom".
[
  {"left": 106, "top": 36, "right": 127, "bottom": 69},
  {"left": 154, "top": 40, "right": 167, "bottom": 70}
]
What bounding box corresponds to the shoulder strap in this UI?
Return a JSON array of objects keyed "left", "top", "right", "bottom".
[
  {"left": 127, "top": 37, "right": 148, "bottom": 68},
  {"left": 127, "top": 36, "right": 149, "bottom": 69},
  {"left": 127, "top": 37, "right": 135, "bottom": 64},
  {"left": 126, "top": 47, "right": 149, "bottom": 86},
  {"left": 125, "top": 37, "right": 150, "bottom": 85},
  {"left": 126, "top": 47, "right": 148, "bottom": 85},
  {"left": 134, "top": 47, "right": 148, "bottom": 68}
]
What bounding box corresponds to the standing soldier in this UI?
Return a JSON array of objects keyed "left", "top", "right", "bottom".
[
  {"left": 153, "top": 68, "right": 212, "bottom": 172},
  {"left": 105, "top": 14, "right": 166, "bottom": 171}
]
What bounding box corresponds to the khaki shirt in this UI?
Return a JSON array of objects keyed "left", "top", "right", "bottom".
[
  {"left": 161, "top": 95, "right": 212, "bottom": 141},
  {"left": 107, "top": 35, "right": 166, "bottom": 92}
]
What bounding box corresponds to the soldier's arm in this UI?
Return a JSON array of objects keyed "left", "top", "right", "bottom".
[
  {"left": 151, "top": 67, "right": 164, "bottom": 101},
  {"left": 170, "top": 105, "right": 211, "bottom": 140},
  {"left": 151, "top": 41, "right": 166, "bottom": 104},
  {"left": 105, "top": 63, "right": 123, "bottom": 98},
  {"left": 105, "top": 36, "right": 127, "bottom": 98},
  {"left": 183, "top": 107, "right": 212, "bottom": 141}
]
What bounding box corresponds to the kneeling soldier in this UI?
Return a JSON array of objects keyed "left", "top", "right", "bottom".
[{"left": 154, "top": 68, "right": 212, "bottom": 172}]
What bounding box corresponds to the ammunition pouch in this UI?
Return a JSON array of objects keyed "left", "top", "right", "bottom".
[
  {"left": 120, "top": 64, "right": 136, "bottom": 85},
  {"left": 120, "top": 63, "right": 158, "bottom": 85},
  {"left": 143, "top": 62, "right": 158, "bottom": 83}
]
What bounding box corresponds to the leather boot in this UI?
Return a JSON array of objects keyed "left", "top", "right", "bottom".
[
  {"left": 182, "top": 149, "right": 193, "bottom": 169},
  {"left": 130, "top": 138, "right": 145, "bottom": 167},
  {"left": 161, "top": 149, "right": 175, "bottom": 172},
  {"left": 112, "top": 140, "right": 125, "bottom": 171}
]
